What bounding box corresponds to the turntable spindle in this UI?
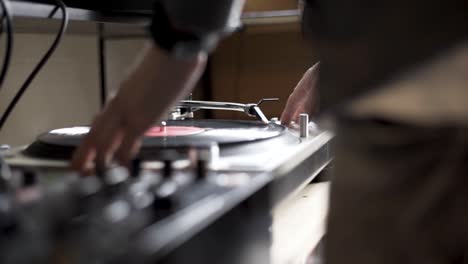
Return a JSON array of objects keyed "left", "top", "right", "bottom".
[{"left": 160, "top": 121, "right": 167, "bottom": 133}]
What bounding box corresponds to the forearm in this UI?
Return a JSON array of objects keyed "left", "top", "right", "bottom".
[
  {"left": 119, "top": 0, "right": 246, "bottom": 115},
  {"left": 115, "top": 42, "right": 206, "bottom": 124},
  {"left": 71, "top": 1, "right": 244, "bottom": 170}
]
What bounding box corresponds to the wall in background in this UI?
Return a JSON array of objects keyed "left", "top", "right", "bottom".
[
  {"left": 105, "top": 38, "right": 146, "bottom": 99},
  {"left": 211, "top": 23, "right": 317, "bottom": 120},
  {"left": 0, "top": 32, "right": 149, "bottom": 146},
  {"left": 0, "top": 33, "right": 100, "bottom": 146}
]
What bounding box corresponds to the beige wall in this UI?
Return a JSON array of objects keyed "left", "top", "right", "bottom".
[
  {"left": 0, "top": 32, "right": 147, "bottom": 146},
  {"left": 105, "top": 38, "right": 147, "bottom": 98}
]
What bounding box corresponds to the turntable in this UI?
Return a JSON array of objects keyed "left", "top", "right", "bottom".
[{"left": 0, "top": 100, "right": 333, "bottom": 264}]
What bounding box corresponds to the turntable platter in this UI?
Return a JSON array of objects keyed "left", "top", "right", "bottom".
[{"left": 23, "top": 120, "right": 288, "bottom": 160}]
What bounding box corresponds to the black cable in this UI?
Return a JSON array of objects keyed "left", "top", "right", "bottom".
[
  {"left": 0, "top": 0, "right": 69, "bottom": 131},
  {"left": 0, "top": 5, "right": 57, "bottom": 39},
  {"left": 0, "top": 0, "right": 13, "bottom": 93},
  {"left": 98, "top": 23, "right": 107, "bottom": 107},
  {"left": 48, "top": 5, "right": 59, "bottom": 18}
]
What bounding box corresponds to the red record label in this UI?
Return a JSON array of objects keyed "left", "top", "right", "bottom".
[{"left": 144, "top": 126, "right": 205, "bottom": 137}]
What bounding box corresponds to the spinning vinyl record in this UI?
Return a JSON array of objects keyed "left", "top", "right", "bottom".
[{"left": 24, "top": 120, "right": 287, "bottom": 160}]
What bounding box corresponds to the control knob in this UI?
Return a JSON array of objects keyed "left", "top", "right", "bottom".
[
  {"left": 152, "top": 180, "right": 178, "bottom": 213},
  {"left": 189, "top": 142, "right": 219, "bottom": 181}
]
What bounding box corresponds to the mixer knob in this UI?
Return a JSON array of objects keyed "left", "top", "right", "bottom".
[
  {"left": 189, "top": 143, "right": 219, "bottom": 180},
  {"left": 100, "top": 167, "right": 129, "bottom": 198},
  {"left": 103, "top": 200, "right": 131, "bottom": 224},
  {"left": 0, "top": 197, "right": 18, "bottom": 235},
  {"left": 0, "top": 157, "right": 12, "bottom": 190},
  {"left": 103, "top": 167, "right": 128, "bottom": 185},
  {"left": 152, "top": 181, "right": 178, "bottom": 212},
  {"left": 196, "top": 159, "right": 208, "bottom": 181},
  {"left": 128, "top": 181, "right": 154, "bottom": 210},
  {"left": 130, "top": 158, "right": 143, "bottom": 179},
  {"left": 0, "top": 145, "right": 10, "bottom": 153},
  {"left": 75, "top": 175, "right": 101, "bottom": 197},
  {"left": 22, "top": 170, "right": 38, "bottom": 188},
  {"left": 16, "top": 170, "right": 42, "bottom": 203},
  {"left": 163, "top": 160, "right": 173, "bottom": 179},
  {"left": 0, "top": 163, "right": 17, "bottom": 235},
  {"left": 158, "top": 150, "right": 180, "bottom": 180}
]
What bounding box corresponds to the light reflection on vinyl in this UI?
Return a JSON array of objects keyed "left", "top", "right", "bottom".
[{"left": 50, "top": 127, "right": 90, "bottom": 136}]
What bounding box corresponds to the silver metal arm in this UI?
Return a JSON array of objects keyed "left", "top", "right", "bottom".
[
  {"left": 178, "top": 101, "right": 251, "bottom": 113},
  {"left": 175, "top": 99, "right": 278, "bottom": 123}
]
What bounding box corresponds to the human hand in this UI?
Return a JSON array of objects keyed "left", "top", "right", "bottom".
[
  {"left": 71, "top": 43, "right": 206, "bottom": 173},
  {"left": 280, "top": 63, "right": 319, "bottom": 125}
]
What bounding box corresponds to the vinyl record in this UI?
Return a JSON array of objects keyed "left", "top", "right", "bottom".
[{"left": 23, "top": 120, "right": 287, "bottom": 160}]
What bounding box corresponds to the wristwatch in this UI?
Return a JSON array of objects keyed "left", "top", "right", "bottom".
[{"left": 149, "top": 2, "right": 218, "bottom": 58}]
